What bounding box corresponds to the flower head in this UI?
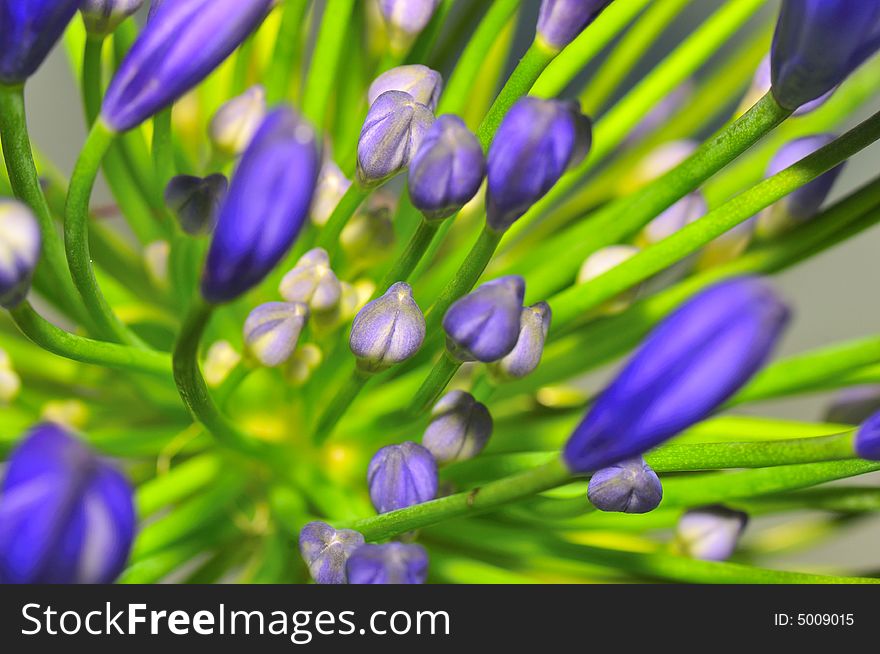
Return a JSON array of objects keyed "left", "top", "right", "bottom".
[
  {"left": 368, "top": 442, "right": 438, "bottom": 514},
  {"left": 368, "top": 64, "right": 443, "bottom": 112},
  {"left": 537, "top": 0, "right": 614, "bottom": 51},
  {"left": 587, "top": 458, "right": 663, "bottom": 514},
  {"left": 408, "top": 115, "right": 486, "bottom": 221},
  {"left": 0, "top": 424, "right": 135, "bottom": 583},
  {"left": 347, "top": 543, "right": 429, "bottom": 584},
  {"left": 81, "top": 0, "right": 144, "bottom": 37},
  {"left": 350, "top": 282, "right": 426, "bottom": 372},
  {"left": 244, "top": 302, "right": 308, "bottom": 368},
  {"left": 422, "top": 390, "right": 493, "bottom": 463},
  {"left": 298, "top": 521, "right": 364, "bottom": 584},
  {"left": 310, "top": 160, "right": 352, "bottom": 227},
  {"left": 208, "top": 85, "right": 267, "bottom": 158},
  {"left": 0, "top": 200, "right": 41, "bottom": 309},
  {"left": 486, "top": 97, "right": 591, "bottom": 232},
  {"left": 164, "top": 174, "right": 228, "bottom": 236},
  {"left": 675, "top": 506, "right": 748, "bottom": 562},
  {"left": 378, "top": 0, "right": 440, "bottom": 52},
  {"left": 279, "top": 248, "right": 342, "bottom": 312},
  {"left": 854, "top": 410, "right": 880, "bottom": 461},
  {"left": 443, "top": 276, "right": 525, "bottom": 363},
  {"left": 824, "top": 386, "right": 880, "bottom": 425},
  {"left": 564, "top": 277, "right": 790, "bottom": 473},
  {"left": 0, "top": 0, "right": 81, "bottom": 84},
  {"left": 490, "top": 302, "right": 552, "bottom": 381},
  {"left": 202, "top": 108, "right": 320, "bottom": 303}
]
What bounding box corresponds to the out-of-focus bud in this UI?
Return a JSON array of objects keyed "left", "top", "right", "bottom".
[
  {"left": 312, "top": 279, "right": 375, "bottom": 333},
  {"left": 443, "top": 276, "right": 525, "bottom": 363},
  {"left": 347, "top": 542, "right": 429, "bottom": 585},
  {"left": 368, "top": 64, "right": 443, "bottom": 112},
  {"left": 623, "top": 140, "right": 697, "bottom": 193},
  {"left": 0, "top": 424, "right": 135, "bottom": 583},
  {"left": 310, "top": 161, "right": 352, "bottom": 227},
  {"left": 408, "top": 115, "right": 486, "bottom": 221},
  {"left": 739, "top": 56, "right": 833, "bottom": 118},
  {"left": 637, "top": 192, "right": 706, "bottom": 247},
  {"left": 0, "top": 0, "right": 81, "bottom": 84},
  {"left": 697, "top": 218, "right": 757, "bottom": 270},
  {"left": 0, "top": 200, "right": 41, "bottom": 309},
  {"left": 144, "top": 240, "right": 171, "bottom": 289},
  {"left": 203, "top": 340, "right": 241, "bottom": 387},
  {"left": 824, "top": 386, "right": 880, "bottom": 425},
  {"left": 41, "top": 400, "right": 90, "bottom": 430},
  {"left": 81, "top": 0, "right": 145, "bottom": 37},
  {"left": 537, "top": 0, "right": 614, "bottom": 51},
  {"left": 208, "top": 85, "right": 267, "bottom": 158},
  {"left": 279, "top": 248, "right": 342, "bottom": 313},
  {"left": 357, "top": 90, "right": 434, "bottom": 187},
  {"left": 624, "top": 82, "right": 694, "bottom": 146},
  {"left": 489, "top": 302, "right": 552, "bottom": 381},
  {"left": 577, "top": 245, "right": 641, "bottom": 315},
  {"left": 298, "top": 521, "right": 365, "bottom": 585},
  {"left": 854, "top": 410, "right": 880, "bottom": 461},
  {"left": 340, "top": 195, "right": 396, "bottom": 267},
  {"left": 675, "top": 505, "right": 748, "bottom": 561},
  {"left": 587, "top": 458, "right": 663, "bottom": 514},
  {"left": 368, "top": 441, "right": 438, "bottom": 514},
  {"left": 285, "top": 343, "right": 323, "bottom": 387},
  {"left": 564, "top": 278, "right": 789, "bottom": 472},
  {"left": 756, "top": 135, "right": 844, "bottom": 239},
  {"left": 350, "top": 282, "right": 425, "bottom": 373},
  {"left": 164, "top": 174, "right": 228, "bottom": 236},
  {"left": 378, "top": 0, "right": 440, "bottom": 54},
  {"left": 771, "top": 0, "right": 880, "bottom": 111},
  {"left": 243, "top": 301, "right": 309, "bottom": 367},
  {"left": 0, "top": 348, "right": 20, "bottom": 405},
  {"left": 422, "top": 390, "right": 493, "bottom": 463},
  {"left": 486, "top": 98, "right": 591, "bottom": 232}
]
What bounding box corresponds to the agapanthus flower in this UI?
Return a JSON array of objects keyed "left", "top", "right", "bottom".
[
  {"left": 537, "top": 0, "right": 614, "bottom": 51},
  {"left": 279, "top": 248, "right": 342, "bottom": 313},
  {"left": 350, "top": 282, "right": 426, "bottom": 372},
  {"left": 824, "top": 386, "right": 880, "bottom": 425},
  {"left": 742, "top": 55, "right": 833, "bottom": 117},
  {"left": 346, "top": 543, "right": 429, "bottom": 585},
  {"left": 675, "top": 506, "right": 748, "bottom": 562},
  {"left": 208, "top": 85, "right": 267, "bottom": 158},
  {"left": 0, "top": 423, "right": 135, "bottom": 584},
  {"left": 587, "top": 458, "right": 663, "bottom": 514},
  {"left": 368, "top": 64, "right": 443, "bottom": 112},
  {"left": 244, "top": 301, "right": 309, "bottom": 368},
  {"left": 564, "top": 277, "right": 790, "bottom": 472},
  {"left": 443, "top": 276, "right": 525, "bottom": 363},
  {"left": 298, "top": 521, "right": 364, "bottom": 585},
  {"left": 81, "top": 0, "right": 144, "bottom": 37},
  {"left": 854, "top": 410, "right": 880, "bottom": 461},
  {"left": 202, "top": 108, "right": 320, "bottom": 304},
  {"left": 422, "top": 390, "right": 493, "bottom": 463},
  {"left": 368, "top": 442, "right": 438, "bottom": 514},
  {"left": 0, "top": 200, "right": 41, "bottom": 309},
  {"left": 489, "top": 302, "right": 552, "bottom": 381},
  {"left": 101, "top": 0, "right": 273, "bottom": 131},
  {"left": 486, "top": 97, "right": 591, "bottom": 232},
  {"left": 378, "top": 0, "right": 440, "bottom": 52},
  {"left": 0, "top": 0, "right": 81, "bottom": 84},
  {"left": 164, "top": 174, "right": 228, "bottom": 236}
]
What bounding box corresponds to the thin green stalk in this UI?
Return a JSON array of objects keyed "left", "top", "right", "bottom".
[
  {"left": 312, "top": 368, "right": 371, "bottom": 445},
  {"left": 265, "top": 0, "right": 311, "bottom": 103},
  {"left": 408, "top": 351, "right": 461, "bottom": 417},
  {"left": 376, "top": 218, "right": 440, "bottom": 293},
  {"left": 152, "top": 108, "right": 175, "bottom": 198},
  {"left": 315, "top": 183, "right": 369, "bottom": 255},
  {"left": 81, "top": 35, "right": 105, "bottom": 125},
  {"left": 136, "top": 454, "right": 222, "bottom": 517}
]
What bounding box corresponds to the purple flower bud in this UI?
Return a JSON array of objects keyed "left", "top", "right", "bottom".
[
  {"left": 490, "top": 302, "right": 552, "bottom": 380},
  {"left": 564, "top": 277, "right": 790, "bottom": 473},
  {"left": 587, "top": 458, "right": 662, "bottom": 514},
  {"left": 0, "top": 200, "right": 41, "bottom": 309},
  {"left": 208, "top": 85, "right": 267, "bottom": 158},
  {"left": 854, "top": 410, "right": 880, "bottom": 461},
  {"left": 279, "top": 248, "right": 342, "bottom": 312},
  {"left": 422, "top": 390, "right": 493, "bottom": 463},
  {"left": 298, "top": 521, "right": 365, "bottom": 585},
  {"left": 81, "top": 0, "right": 145, "bottom": 36},
  {"left": 637, "top": 192, "right": 706, "bottom": 246},
  {"left": 0, "top": 424, "right": 135, "bottom": 584},
  {"left": 368, "top": 64, "right": 443, "bottom": 112},
  {"left": 771, "top": 0, "right": 880, "bottom": 110},
  {"left": 443, "top": 276, "right": 525, "bottom": 363},
  {"left": 147, "top": 0, "right": 164, "bottom": 21},
  {"left": 368, "top": 442, "right": 438, "bottom": 514},
  {"left": 243, "top": 301, "right": 308, "bottom": 367},
  {"left": 0, "top": 0, "right": 80, "bottom": 84},
  {"left": 577, "top": 245, "right": 640, "bottom": 315},
  {"left": 164, "top": 174, "right": 228, "bottom": 236},
  {"left": 486, "top": 97, "right": 591, "bottom": 232},
  {"left": 202, "top": 109, "right": 320, "bottom": 303},
  {"left": 676, "top": 505, "right": 748, "bottom": 562},
  {"left": 408, "top": 115, "right": 486, "bottom": 221},
  {"left": 757, "top": 135, "right": 844, "bottom": 238},
  {"left": 743, "top": 55, "right": 833, "bottom": 117},
  {"left": 350, "top": 282, "right": 426, "bottom": 372},
  {"left": 346, "top": 542, "right": 429, "bottom": 584},
  {"left": 537, "top": 0, "right": 614, "bottom": 51},
  {"left": 378, "top": 0, "right": 440, "bottom": 50},
  {"left": 824, "top": 385, "right": 880, "bottom": 425},
  {"left": 357, "top": 90, "right": 434, "bottom": 187},
  {"left": 310, "top": 161, "right": 352, "bottom": 227},
  {"left": 101, "top": 0, "right": 272, "bottom": 131}
]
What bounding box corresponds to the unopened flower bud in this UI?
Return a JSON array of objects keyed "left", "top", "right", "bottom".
[
  {"left": 824, "top": 386, "right": 880, "bottom": 425},
  {"left": 490, "top": 302, "right": 552, "bottom": 381},
  {"left": 347, "top": 542, "right": 429, "bottom": 584},
  {"left": 286, "top": 343, "right": 323, "bottom": 386},
  {"left": 203, "top": 340, "right": 241, "bottom": 387},
  {"left": 209, "top": 85, "right": 267, "bottom": 158},
  {"left": 310, "top": 161, "right": 352, "bottom": 227},
  {"left": 0, "top": 1, "right": 81, "bottom": 84},
  {"left": 81, "top": 0, "right": 145, "bottom": 37},
  {"left": 350, "top": 282, "right": 425, "bottom": 372},
  {"left": 144, "top": 240, "right": 171, "bottom": 289},
  {"left": 368, "top": 441, "right": 438, "bottom": 514},
  {"left": 675, "top": 505, "right": 748, "bottom": 562},
  {"left": 587, "top": 458, "right": 663, "bottom": 514},
  {"left": 368, "top": 64, "right": 443, "bottom": 112},
  {"left": 577, "top": 245, "right": 640, "bottom": 315},
  {"left": 854, "top": 410, "right": 880, "bottom": 461},
  {"left": 244, "top": 302, "right": 309, "bottom": 367},
  {"left": 443, "top": 276, "right": 525, "bottom": 363},
  {"left": 280, "top": 248, "right": 342, "bottom": 312},
  {"left": 378, "top": 0, "right": 440, "bottom": 53},
  {"left": 0, "top": 200, "right": 41, "bottom": 309},
  {"left": 739, "top": 56, "right": 832, "bottom": 118},
  {"left": 422, "top": 390, "right": 493, "bottom": 463},
  {"left": 537, "top": 0, "right": 614, "bottom": 51},
  {"left": 164, "top": 174, "right": 228, "bottom": 236},
  {"left": 298, "top": 521, "right": 365, "bottom": 584}
]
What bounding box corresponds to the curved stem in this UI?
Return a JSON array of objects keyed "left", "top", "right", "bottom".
[
  {"left": 312, "top": 368, "right": 371, "bottom": 445},
  {"left": 408, "top": 351, "right": 461, "bottom": 417},
  {"left": 376, "top": 218, "right": 440, "bottom": 293},
  {"left": 81, "top": 35, "right": 105, "bottom": 126}
]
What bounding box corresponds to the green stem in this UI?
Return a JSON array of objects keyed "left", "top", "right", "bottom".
[
  {"left": 81, "top": 35, "right": 104, "bottom": 126},
  {"left": 376, "top": 218, "right": 440, "bottom": 292},
  {"left": 407, "top": 351, "right": 462, "bottom": 418},
  {"left": 136, "top": 454, "right": 222, "bottom": 517},
  {"left": 315, "top": 183, "right": 369, "bottom": 255},
  {"left": 152, "top": 108, "right": 175, "bottom": 198},
  {"left": 312, "top": 368, "right": 371, "bottom": 445},
  {"left": 264, "top": 0, "right": 311, "bottom": 103}
]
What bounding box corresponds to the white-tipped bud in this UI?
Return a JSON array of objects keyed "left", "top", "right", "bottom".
[{"left": 209, "top": 85, "right": 267, "bottom": 158}]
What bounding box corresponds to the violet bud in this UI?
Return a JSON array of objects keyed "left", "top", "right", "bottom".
[
  {"left": 298, "top": 521, "right": 364, "bottom": 585},
  {"left": 310, "top": 161, "right": 352, "bottom": 227},
  {"left": 164, "top": 173, "right": 228, "bottom": 236},
  {"left": 368, "top": 64, "right": 443, "bottom": 112},
  {"left": 243, "top": 301, "right": 308, "bottom": 367},
  {"left": 279, "top": 248, "right": 342, "bottom": 313},
  {"left": 443, "top": 276, "right": 525, "bottom": 363},
  {"left": 350, "top": 282, "right": 425, "bottom": 372},
  {"left": 368, "top": 442, "right": 438, "bottom": 514},
  {"left": 378, "top": 0, "right": 440, "bottom": 53},
  {"left": 208, "top": 85, "right": 267, "bottom": 158},
  {"left": 408, "top": 115, "right": 486, "bottom": 221},
  {"left": 637, "top": 192, "right": 706, "bottom": 247},
  {"left": 564, "top": 277, "right": 790, "bottom": 473},
  {"left": 854, "top": 410, "right": 880, "bottom": 461},
  {"left": 741, "top": 55, "right": 832, "bottom": 117},
  {"left": 771, "top": 0, "right": 880, "bottom": 111},
  {"left": 422, "top": 390, "right": 493, "bottom": 463},
  {"left": 577, "top": 245, "right": 640, "bottom": 315},
  {"left": 0, "top": 200, "right": 41, "bottom": 310},
  {"left": 824, "top": 385, "right": 880, "bottom": 425},
  {"left": 675, "top": 506, "right": 748, "bottom": 562},
  {"left": 0, "top": 424, "right": 135, "bottom": 584},
  {"left": 202, "top": 108, "right": 320, "bottom": 304},
  {"left": 347, "top": 543, "right": 429, "bottom": 585},
  {"left": 0, "top": 0, "right": 81, "bottom": 84},
  {"left": 489, "top": 302, "right": 552, "bottom": 381},
  {"left": 587, "top": 458, "right": 662, "bottom": 514},
  {"left": 486, "top": 97, "right": 591, "bottom": 232},
  {"left": 81, "top": 0, "right": 145, "bottom": 37},
  {"left": 756, "top": 135, "right": 844, "bottom": 238},
  {"left": 357, "top": 90, "right": 434, "bottom": 187},
  {"left": 537, "top": 0, "right": 614, "bottom": 51},
  {"left": 101, "top": 0, "right": 273, "bottom": 131}
]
